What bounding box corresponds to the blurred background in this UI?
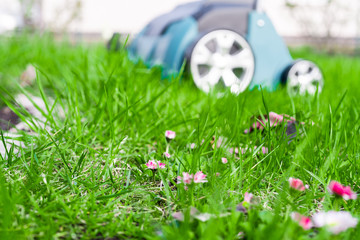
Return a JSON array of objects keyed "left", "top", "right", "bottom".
[{"left": 1, "top": 0, "right": 360, "bottom": 52}]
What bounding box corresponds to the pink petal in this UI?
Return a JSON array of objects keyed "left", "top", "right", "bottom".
[
  {"left": 145, "top": 160, "right": 157, "bottom": 169},
  {"left": 228, "top": 147, "right": 239, "bottom": 154},
  {"left": 244, "top": 112, "right": 300, "bottom": 134},
  {"left": 291, "top": 212, "right": 313, "bottom": 230},
  {"left": 244, "top": 192, "right": 253, "bottom": 203},
  {"left": 261, "top": 146, "right": 268, "bottom": 154},
  {"left": 300, "top": 217, "right": 313, "bottom": 230},
  {"left": 328, "top": 181, "right": 344, "bottom": 195},
  {"left": 158, "top": 162, "right": 166, "bottom": 169},
  {"left": 165, "top": 130, "right": 176, "bottom": 140},
  {"left": 145, "top": 160, "right": 165, "bottom": 169},
  {"left": 193, "top": 171, "right": 207, "bottom": 183},
  {"left": 328, "top": 181, "right": 357, "bottom": 200},
  {"left": 181, "top": 172, "right": 193, "bottom": 185},
  {"left": 289, "top": 177, "right": 306, "bottom": 191},
  {"left": 177, "top": 176, "right": 182, "bottom": 184}
]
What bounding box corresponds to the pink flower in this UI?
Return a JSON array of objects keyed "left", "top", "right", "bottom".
[
  {"left": 221, "top": 157, "right": 228, "bottom": 164},
  {"left": 145, "top": 160, "right": 157, "bottom": 169},
  {"left": 237, "top": 192, "right": 257, "bottom": 212},
  {"left": 289, "top": 177, "right": 308, "bottom": 191},
  {"left": 145, "top": 160, "right": 165, "bottom": 169},
  {"left": 261, "top": 146, "right": 268, "bottom": 154},
  {"left": 177, "top": 172, "right": 193, "bottom": 185},
  {"left": 291, "top": 212, "right": 313, "bottom": 230},
  {"left": 328, "top": 181, "right": 357, "bottom": 200},
  {"left": 193, "top": 171, "right": 207, "bottom": 183},
  {"left": 253, "top": 146, "right": 269, "bottom": 154},
  {"left": 165, "top": 130, "right": 176, "bottom": 140},
  {"left": 244, "top": 112, "right": 298, "bottom": 134},
  {"left": 216, "top": 172, "right": 220, "bottom": 177},
  {"left": 163, "top": 152, "right": 171, "bottom": 158},
  {"left": 177, "top": 171, "right": 208, "bottom": 184},
  {"left": 244, "top": 192, "right": 254, "bottom": 203},
  {"left": 229, "top": 147, "right": 239, "bottom": 155},
  {"left": 190, "top": 143, "right": 196, "bottom": 149}
]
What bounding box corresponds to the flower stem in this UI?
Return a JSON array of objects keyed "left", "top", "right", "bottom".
[
  {"left": 189, "top": 184, "right": 194, "bottom": 206},
  {"left": 152, "top": 170, "right": 156, "bottom": 183},
  {"left": 333, "top": 197, "right": 340, "bottom": 211}
]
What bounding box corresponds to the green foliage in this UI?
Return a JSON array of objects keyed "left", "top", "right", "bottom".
[{"left": 0, "top": 35, "right": 360, "bottom": 239}]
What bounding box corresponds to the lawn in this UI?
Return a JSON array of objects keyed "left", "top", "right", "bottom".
[{"left": 0, "top": 34, "right": 360, "bottom": 239}]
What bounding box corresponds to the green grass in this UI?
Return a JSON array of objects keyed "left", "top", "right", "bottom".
[{"left": 0, "top": 34, "right": 360, "bottom": 239}]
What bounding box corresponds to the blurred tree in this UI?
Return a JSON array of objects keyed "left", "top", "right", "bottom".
[
  {"left": 284, "top": 0, "right": 358, "bottom": 53},
  {"left": 18, "top": 0, "right": 82, "bottom": 33},
  {"left": 49, "top": 0, "right": 82, "bottom": 33},
  {"left": 19, "top": 0, "right": 43, "bottom": 31}
]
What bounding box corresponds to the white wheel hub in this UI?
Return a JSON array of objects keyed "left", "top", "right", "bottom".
[
  {"left": 287, "top": 60, "right": 324, "bottom": 95},
  {"left": 190, "top": 30, "right": 255, "bottom": 94}
]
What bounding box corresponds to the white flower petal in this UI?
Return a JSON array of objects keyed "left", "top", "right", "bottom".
[
  {"left": 194, "top": 213, "right": 213, "bottom": 222},
  {"left": 313, "top": 211, "right": 358, "bottom": 234}
]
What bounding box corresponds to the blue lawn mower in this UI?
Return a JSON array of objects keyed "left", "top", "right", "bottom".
[{"left": 127, "top": 0, "right": 324, "bottom": 95}]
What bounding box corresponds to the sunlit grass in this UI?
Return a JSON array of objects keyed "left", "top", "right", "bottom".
[{"left": 0, "top": 34, "right": 360, "bottom": 239}]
